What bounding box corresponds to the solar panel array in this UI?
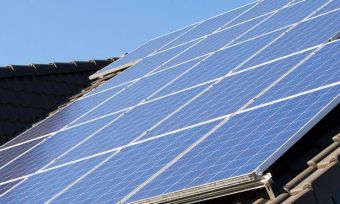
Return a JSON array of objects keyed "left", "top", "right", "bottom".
[{"left": 1, "top": 0, "right": 339, "bottom": 203}]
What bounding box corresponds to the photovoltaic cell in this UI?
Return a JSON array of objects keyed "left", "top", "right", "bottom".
[
  {"left": 164, "top": 15, "right": 269, "bottom": 68},
  {"left": 96, "top": 25, "right": 195, "bottom": 75},
  {"left": 0, "top": 180, "right": 22, "bottom": 196},
  {"left": 145, "top": 51, "right": 309, "bottom": 138},
  {"left": 52, "top": 121, "right": 220, "bottom": 204},
  {"left": 95, "top": 40, "right": 198, "bottom": 88},
  {"left": 0, "top": 116, "right": 116, "bottom": 183},
  {"left": 312, "top": 0, "right": 340, "bottom": 17},
  {"left": 236, "top": 0, "right": 328, "bottom": 43},
  {"left": 129, "top": 87, "right": 339, "bottom": 202},
  {"left": 251, "top": 41, "right": 340, "bottom": 107},
  {"left": 0, "top": 155, "right": 108, "bottom": 203},
  {"left": 160, "top": 2, "right": 256, "bottom": 51},
  {"left": 241, "top": 10, "right": 340, "bottom": 68},
  {"left": 51, "top": 86, "right": 208, "bottom": 166},
  {"left": 0, "top": 139, "right": 43, "bottom": 168},
  {"left": 74, "top": 61, "right": 202, "bottom": 124},
  {"left": 152, "top": 31, "right": 282, "bottom": 99},
  {"left": 151, "top": 54, "right": 205, "bottom": 73},
  {"left": 87, "top": 80, "right": 131, "bottom": 96},
  {"left": 229, "top": 0, "right": 291, "bottom": 26}
]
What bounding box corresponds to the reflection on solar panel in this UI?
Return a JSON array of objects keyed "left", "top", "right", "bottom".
[{"left": 1, "top": 0, "right": 339, "bottom": 203}]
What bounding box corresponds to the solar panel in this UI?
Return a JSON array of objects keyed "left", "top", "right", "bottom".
[
  {"left": 1, "top": 0, "right": 339, "bottom": 202},
  {"left": 91, "top": 24, "right": 197, "bottom": 79},
  {"left": 159, "top": 2, "right": 257, "bottom": 51}
]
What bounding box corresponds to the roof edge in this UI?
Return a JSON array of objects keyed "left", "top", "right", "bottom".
[{"left": 0, "top": 58, "right": 118, "bottom": 79}]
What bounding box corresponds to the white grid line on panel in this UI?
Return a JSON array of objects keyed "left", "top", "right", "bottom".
[
  {"left": 44, "top": 150, "right": 122, "bottom": 204},
  {"left": 80, "top": 80, "right": 134, "bottom": 100},
  {"left": 305, "top": 0, "right": 340, "bottom": 20},
  {"left": 0, "top": 180, "right": 25, "bottom": 198},
  {"left": 303, "top": 2, "right": 340, "bottom": 21}
]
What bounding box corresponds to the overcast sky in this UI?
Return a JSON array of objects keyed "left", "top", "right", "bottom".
[{"left": 0, "top": 0, "right": 253, "bottom": 66}]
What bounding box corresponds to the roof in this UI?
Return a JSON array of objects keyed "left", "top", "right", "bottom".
[
  {"left": 0, "top": 58, "right": 118, "bottom": 146},
  {"left": 0, "top": 0, "right": 339, "bottom": 203}
]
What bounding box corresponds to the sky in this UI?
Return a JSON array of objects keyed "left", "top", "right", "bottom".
[{"left": 0, "top": 0, "right": 253, "bottom": 66}]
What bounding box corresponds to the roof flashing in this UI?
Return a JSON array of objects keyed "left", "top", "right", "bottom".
[{"left": 89, "top": 59, "right": 141, "bottom": 80}]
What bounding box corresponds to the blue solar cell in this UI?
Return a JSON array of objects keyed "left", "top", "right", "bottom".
[
  {"left": 128, "top": 87, "right": 339, "bottom": 202},
  {"left": 241, "top": 10, "right": 340, "bottom": 68},
  {"left": 164, "top": 16, "right": 268, "bottom": 68},
  {"left": 0, "top": 139, "right": 42, "bottom": 168},
  {"left": 145, "top": 52, "right": 309, "bottom": 138},
  {"left": 0, "top": 116, "right": 115, "bottom": 183},
  {"left": 237, "top": 0, "right": 328, "bottom": 42},
  {"left": 230, "top": 0, "right": 291, "bottom": 26},
  {"left": 0, "top": 155, "right": 107, "bottom": 203},
  {"left": 251, "top": 41, "right": 340, "bottom": 107},
  {"left": 312, "top": 0, "right": 340, "bottom": 17},
  {"left": 52, "top": 121, "right": 220, "bottom": 203},
  {"left": 96, "top": 40, "right": 198, "bottom": 88},
  {"left": 96, "top": 25, "right": 195, "bottom": 75},
  {"left": 74, "top": 61, "right": 201, "bottom": 124},
  {"left": 160, "top": 2, "right": 256, "bottom": 50},
  {"left": 0, "top": 180, "right": 22, "bottom": 196},
  {"left": 51, "top": 86, "right": 208, "bottom": 166},
  {"left": 153, "top": 31, "right": 281, "bottom": 98},
  {"left": 3, "top": 87, "right": 123, "bottom": 148}
]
